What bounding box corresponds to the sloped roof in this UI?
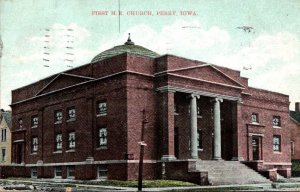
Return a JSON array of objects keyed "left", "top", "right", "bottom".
[
  {"left": 290, "top": 111, "right": 300, "bottom": 124},
  {"left": 1, "top": 110, "right": 12, "bottom": 128}
]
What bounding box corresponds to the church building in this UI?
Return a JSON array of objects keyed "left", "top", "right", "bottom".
[{"left": 1, "top": 36, "right": 292, "bottom": 184}]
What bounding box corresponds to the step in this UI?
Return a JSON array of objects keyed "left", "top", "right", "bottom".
[{"left": 195, "top": 160, "right": 271, "bottom": 185}]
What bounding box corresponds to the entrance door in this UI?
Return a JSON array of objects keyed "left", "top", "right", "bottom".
[
  {"left": 252, "top": 137, "right": 260, "bottom": 160},
  {"left": 16, "top": 143, "right": 23, "bottom": 164}
]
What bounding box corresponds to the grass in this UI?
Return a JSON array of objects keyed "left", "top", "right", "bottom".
[
  {"left": 5, "top": 177, "right": 32, "bottom": 181},
  {"left": 292, "top": 160, "right": 300, "bottom": 177},
  {"left": 175, "top": 186, "right": 265, "bottom": 192},
  {"left": 85, "top": 179, "right": 196, "bottom": 188},
  {"left": 2, "top": 178, "right": 196, "bottom": 188}
]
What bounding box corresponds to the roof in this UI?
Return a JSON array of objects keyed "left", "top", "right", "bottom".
[
  {"left": 91, "top": 34, "right": 159, "bottom": 63},
  {"left": 1, "top": 110, "right": 12, "bottom": 128},
  {"left": 290, "top": 111, "right": 300, "bottom": 124}
]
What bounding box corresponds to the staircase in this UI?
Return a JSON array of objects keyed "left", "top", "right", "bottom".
[{"left": 196, "top": 160, "right": 271, "bottom": 185}]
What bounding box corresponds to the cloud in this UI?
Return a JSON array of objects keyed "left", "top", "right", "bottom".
[
  {"left": 214, "top": 32, "right": 299, "bottom": 70},
  {"left": 94, "top": 20, "right": 230, "bottom": 60},
  {"left": 2, "top": 20, "right": 300, "bottom": 110},
  {"left": 1, "top": 23, "right": 94, "bottom": 109},
  {"left": 213, "top": 32, "right": 300, "bottom": 107},
  {"left": 17, "top": 23, "right": 93, "bottom": 66}
]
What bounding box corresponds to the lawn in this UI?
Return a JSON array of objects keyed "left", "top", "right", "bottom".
[{"left": 84, "top": 179, "right": 197, "bottom": 188}]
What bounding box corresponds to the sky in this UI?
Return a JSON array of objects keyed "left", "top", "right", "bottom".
[{"left": 0, "top": 0, "right": 299, "bottom": 110}]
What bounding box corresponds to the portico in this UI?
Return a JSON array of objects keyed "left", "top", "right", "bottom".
[{"left": 158, "top": 86, "right": 241, "bottom": 161}]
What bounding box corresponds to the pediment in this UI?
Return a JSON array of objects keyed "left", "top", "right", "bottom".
[
  {"left": 171, "top": 65, "right": 245, "bottom": 89},
  {"left": 36, "top": 73, "right": 94, "bottom": 96}
]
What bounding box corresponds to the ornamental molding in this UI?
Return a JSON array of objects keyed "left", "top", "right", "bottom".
[{"left": 156, "top": 85, "right": 242, "bottom": 102}]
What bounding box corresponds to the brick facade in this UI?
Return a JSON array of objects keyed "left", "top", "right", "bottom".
[
  {"left": 3, "top": 40, "right": 293, "bottom": 183},
  {"left": 290, "top": 103, "right": 300, "bottom": 160}
]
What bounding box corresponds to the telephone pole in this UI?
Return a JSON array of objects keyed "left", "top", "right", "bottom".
[
  {"left": 137, "top": 109, "right": 148, "bottom": 192},
  {"left": 0, "top": 12, "right": 3, "bottom": 109}
]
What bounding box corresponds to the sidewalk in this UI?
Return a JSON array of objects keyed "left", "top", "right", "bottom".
[
  {"left": 2, "top": 178, "right": 300, "bottom": 191},
  {"left": 0, "top": 179, "right": 274, "bottom": 191}
]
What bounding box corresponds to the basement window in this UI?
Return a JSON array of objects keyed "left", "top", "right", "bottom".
[
  {"left": 97, "top": 165, "right": 108, "bottom": 180},
  {"left": 31, "top": 167, "right": 37, "bottom": 178},
  {"left": 54, "top": 166, "right": 62, "bottom": 178},
  {"left": 67, "top": 166, "right": 75, "bottom": 179}
]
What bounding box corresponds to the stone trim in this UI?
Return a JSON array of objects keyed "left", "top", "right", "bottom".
[
  {"left": 154, "top": 64, "right": 246, "bottom": 88},
  {"left": 11, "top": 70, "right": 153, "bottom": 106},
  {"left": 241, "top": 103, "right": 289, "bottom": 113},
  {"left": 161, "top": 155, "right": 177, "bottom": 161},
  {"left": 156, "top": 85, "right": 242, "bottom": 102},
  {"left": 263, "top": 162, "right": 292, "bottom": 166},
  {"left": 35, "top": 73, "right": 96, "bottom": 96},
  {"left": 154, "top": 64, "right": 211, "bottom": 76},
  {"left": 248, "top": 133, "right": 265, "bottom": 137},
  {"left": 168, "top": 73, "right": 245, "bottom": 90},
  {"left": 246, "top": 123, "right": 266, "bottom": 127},
  {"left": 9, "top": 160, "right": 160, "bottom": 167}
]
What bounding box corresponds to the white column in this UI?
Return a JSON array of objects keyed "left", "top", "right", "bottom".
[
  {"left": 213, "top": 98, "right": 223, "bottom": 160},
  {"left": 190, "top": 94, "right": 200, "bottom": 159}
]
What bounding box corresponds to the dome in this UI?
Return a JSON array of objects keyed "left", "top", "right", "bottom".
[{"left": 91, "top": 34, "right": 159, "bottom": 63}]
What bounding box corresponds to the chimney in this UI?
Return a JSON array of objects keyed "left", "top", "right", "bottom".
[{"left": 296, "top": 102, "right": 300, "bottom": 112}]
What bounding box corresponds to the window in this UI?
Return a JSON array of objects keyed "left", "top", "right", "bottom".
[
  {"left": 197, "top": 129, "right": 203, "bottom": 149},
  {"left": 54, "top": 166, "right": 62, "bottom": 178},
  {"left": 32, "top": 137, "right": 38, "bottom": 153},
  {"left": 291, "top": 141, "right": 295, "bottom": 157},
  {"left": 31, "top": 115, "right": 38, "bottom": 127},
  {"left": 55, "top": 134, "right": 62, "bottom": 151},
  {"left": 1, "top": 129, "right": 6, "bottom": 141},
  {"left": 97, "top": 165, "right": 108, "bottom": 179},
  {"left": 273, "top": 135, "right": 281, "bottom": 152},
  {"left": 97, "top": 101, "right": 107, "bottom": 116},
  {"left": 54, "top": 110, "right": 62, "bottom": 123},
  {"left": 197, "top": 106, "right": 201, "bottom": 116},
  {"left": 272, "top": 116, "right": 281, "bottom": 127},
  {"left": 18, "top": 118, "right": 23, "bottom": 129},
  {"left": 67, "top": 107, "right": 76, "bottom": 121},
  {"left": 67, "top": 166, "right": 75, "bottom": 178},
  {"left": 174, "top": 103, "right": 179, "bottom": 114},
  {"left": 31, "top": 167, "right": 37, "bottom": 178},
  {"left": 1, "top": 148, "right": 6, "bottom": 161},
  {"left": 68, "top": 132, "right": 76, "bottom": 150},
  {"left": 251, "top": 113, "right": 259, "bottom": 123},
  {"left": 99, "top": 128, "right": 107, "bottom": 147}
]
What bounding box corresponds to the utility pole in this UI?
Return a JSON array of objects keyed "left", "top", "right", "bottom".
[
  {"left": 137, "top": 109, "right": 148, "bottom": 192},
  {"left": 0, "top": 19, "right": 3, "bottom": 109}
]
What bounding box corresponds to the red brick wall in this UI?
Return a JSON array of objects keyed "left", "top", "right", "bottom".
[
  {"left": 240, "top": 88, "right": 291, "bottom": 164},
  {"left": 9, "top": 51, "right": 292, "bottom": 181},
  {"left": 290, "top": 121, "right": 300, "bottom": 160},
  {"left": 126, "top": 74, "right": 157, "bottom": 160}
]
